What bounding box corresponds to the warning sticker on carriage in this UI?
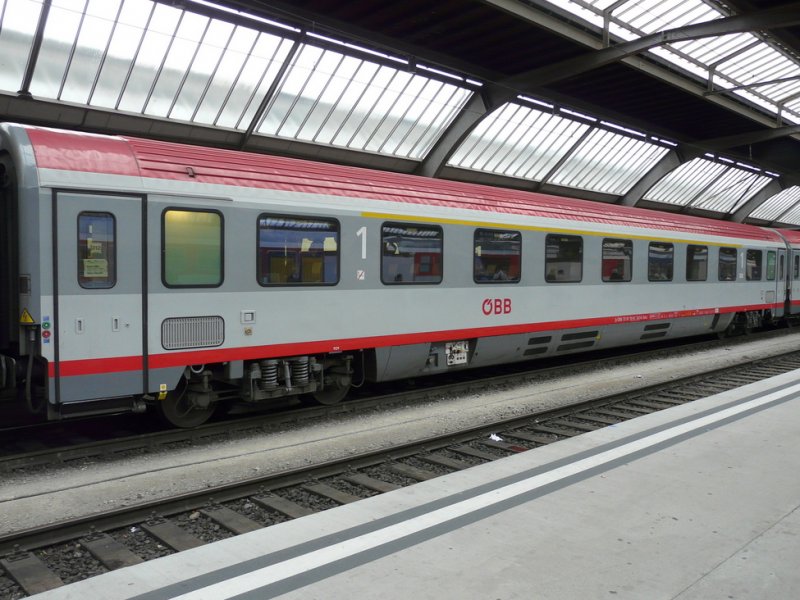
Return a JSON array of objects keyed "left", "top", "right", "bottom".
[{"left": 20, "top": 309, "right": 34, "bottom": 324}]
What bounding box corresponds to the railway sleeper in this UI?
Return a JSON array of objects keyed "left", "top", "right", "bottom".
[
  {"left": 0, "top": 551, "right": 64, "bottom": 595},
  {"left": 80, "top": 533, "right": 144, "bottom": 570}
]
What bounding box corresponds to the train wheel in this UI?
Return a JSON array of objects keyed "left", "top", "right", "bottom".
[
  {"left": 311, "top": 373, "right": 352, "bottom": 405},
  {"left": 157, "top": 379, "right": 215, "bottom": 428}
]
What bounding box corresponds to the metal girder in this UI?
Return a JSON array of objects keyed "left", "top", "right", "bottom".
[
  {"left": 701, "top": 125, "right": 800, "bottom": 151},
  {"left": 731, "top": 178, "right": 784, "bottom": 222},
  {"left": 501, "top": 4, "right": 800, "bottom": 94},
  {"left": 415, "top": 89, "right": 493, "bottom": 178},
  {"left": 418, "top": 2, "right": 800, "bottom": 178},
  {"left": 16, "top": 0, "right": 51, "bottom": 98},
  {"left": 239, "top": 37, "right": 302, "bottom": 150}
]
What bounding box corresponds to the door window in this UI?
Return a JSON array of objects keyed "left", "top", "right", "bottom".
[{"left": 78, "top": 212, "right": 116, "bottom": 289}]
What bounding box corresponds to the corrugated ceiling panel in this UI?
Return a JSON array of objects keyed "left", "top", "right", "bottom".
[
  {"left": 548, "top": 128, "right": 669, "bottom": 194},
  {"left": 448, "top": 102, "right": 591, "bottom": 181},
  {"left": 749, "top": 186, "right": 800, "bottom": 223},
  {"left": 644, "top": 157, "right": 772, "bottom": 213},
  {"left": 256, "top": 43, "right": 472, "bottom": 159}
]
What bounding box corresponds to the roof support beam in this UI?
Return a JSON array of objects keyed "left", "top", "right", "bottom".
[
  {"left": 419, "top": 3, "right": 800, "bottom": 178},
  {"left": 730, "top": 178, "right": 784, "bottom": 222},
  {"left": 495, "top": 3, "right": 800, "bottom": 93},
  {"left": 415, "top": 87, "right": 496, "bottom": 177},
  {"left": 239, "top": 37, "right": 302, "bottom": 150},
  {"left": 16, "top": 0, "right": 51, "bottom": 99},
  {"left": 701, "top": 125, "right": 800, "bottom": 150}
]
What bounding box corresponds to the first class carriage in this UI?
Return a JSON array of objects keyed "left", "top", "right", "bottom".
[{"left": 1, "top": 122, "right": 798, "bottom": 426}]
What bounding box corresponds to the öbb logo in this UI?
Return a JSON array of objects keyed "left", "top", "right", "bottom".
[{"left": 482, "top": 298, "right": 512, "bottom": 315}]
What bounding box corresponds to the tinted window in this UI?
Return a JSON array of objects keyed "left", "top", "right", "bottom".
[
  {"left": 719, "top": 247, "right": 737, "bottom": 281},
  {"left": 163, "top": 209, "right": 223, "bottom": 287},
  {"left": 382, "top": 223, "right": 442, "bottom": 284},
  {"left": 648, "top": 242, "right": 673, "bottom": 281},
  {"left": 766, "top": 251, "right": 776, "bottom": 281},
  {"left": 545, "top": 234, "right": 582, "bottom": 282},
  {"left": 686, "top": 245, "right": 708, "bottom": 281},
  {"left": 257, "top": 216, "right": 339, "bottom": 285},
  {"left": 746, "top": 249, "right": 762, "bottom": 281},
  {"left": 78, "top": 212, "right": 116, "bottom": 289},
  {"left": 602, "top": 238, "right": 632, "bottom": 282},
  {"left": 794, "top": 255, "right": 799, "bottom": 279},
  {"left": 474, "top": 229, "right": 521, "bottom": 283}
]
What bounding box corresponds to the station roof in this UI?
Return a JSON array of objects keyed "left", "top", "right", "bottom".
[{"left": 2, "top": 0, "right": 800, "bottom": 227}]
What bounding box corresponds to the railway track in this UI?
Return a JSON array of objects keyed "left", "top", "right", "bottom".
[
  {"left": 0, "top": 328, "right": 793, "bottom": 474},
  {"left": 2, "top": 348, "right": 800, "bottom": 598}
]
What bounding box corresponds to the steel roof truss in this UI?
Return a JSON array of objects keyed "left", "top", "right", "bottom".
[{"left": 240, "top": 36, "right": 301, "bottom": 148}]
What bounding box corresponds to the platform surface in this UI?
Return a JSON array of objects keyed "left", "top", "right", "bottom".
[{"left": 32, "top": 369, "right": 800, "bottom": 600}]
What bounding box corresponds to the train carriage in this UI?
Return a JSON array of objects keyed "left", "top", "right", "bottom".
[{"left": 0, "top": 123, "right": 794, "bottom": 426}]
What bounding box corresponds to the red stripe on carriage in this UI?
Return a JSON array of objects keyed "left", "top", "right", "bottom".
[{"left": 49, "top": 303, "right": 781, "bottom": 378}]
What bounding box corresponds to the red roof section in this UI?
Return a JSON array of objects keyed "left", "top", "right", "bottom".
[
  {"left": 25, "top": 125, "right": 782, "bottom": 243},
  {"left": 776, "top": 229, "right": 800, "bottom": 245}
]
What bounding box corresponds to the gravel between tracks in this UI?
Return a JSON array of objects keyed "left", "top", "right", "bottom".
[{"left": 1, "top": 333, "right": 799, "bottom": 535}]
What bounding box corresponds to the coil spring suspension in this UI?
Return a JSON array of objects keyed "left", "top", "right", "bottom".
[
  {"left": 292, "top": 356, "right": 309, "bottom": 385},
  {"left": 260, "top": 359, "right": 278, "bottom": 389}
]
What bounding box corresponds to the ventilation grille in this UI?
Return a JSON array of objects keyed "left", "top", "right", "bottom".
[{"left": 162, "top": 316, "right": 224, "bottom": 350}]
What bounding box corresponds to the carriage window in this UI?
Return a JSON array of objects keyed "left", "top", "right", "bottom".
[
  {"left": 766, "top": 251, "right": 776, "bottom": 281},
  {"left": 779, "top": 254, "right": 785, "bottom": 280},
  {"left": 545, "top": 235, "right": 582, "bottom": 282},
  {"left": 746, "top": 249, "right": 762, "bottom": 281},
  {"left": 474, "top": 229, "right": 521, "bottom": 283},
  {"left": 257, "top": 216, "right": 339, "bottom": 286},
  {"left": 794, "top": 255, "right": 799, "bottom": 279},
  {"left": 163, "top": 209, "right": 223, "bottom": 287},
  {"left": 382, "top": 223, "right": 442, "bottom": 284},
  {"left": 686, "top": 245, "right": 708, "bottom": 281},
  {"left": 719, "top": 247, "right": 737, "bottom": 281},
  {"left": 648, "top": 242, "right": 673, "bottom": 281},
  {"left": 78, "top": 212, "right": 116, "bottom": 289},
  {"left": 602, "top": 238, "right": 632, "bottom": 282}
]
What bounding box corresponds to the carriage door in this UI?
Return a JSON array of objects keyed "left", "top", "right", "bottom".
[
  {"left": 778, "top": 249, "right": 787, "bottom": 317},
  {"left": 792, "top": 251, "right": 800, "bottom": 315},
  {"left": 54, "top": 191, "right": 145, "bottom": 404}
]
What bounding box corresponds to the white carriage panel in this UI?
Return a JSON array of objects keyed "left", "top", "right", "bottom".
[{"left": 56, "top": 293, "right": 142, "bottom": 361}]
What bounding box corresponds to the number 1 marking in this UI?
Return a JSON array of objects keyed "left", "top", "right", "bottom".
[{"left": 357, "top": 226, "right": 367, "bottom": 260}]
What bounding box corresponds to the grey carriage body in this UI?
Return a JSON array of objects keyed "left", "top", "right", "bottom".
[{"left": 0, "top": 123, "right": 795, "bottom": 423}]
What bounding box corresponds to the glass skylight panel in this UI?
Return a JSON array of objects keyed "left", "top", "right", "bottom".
[
  {"left": 690, "top": 169, "right": 771, "bottom": 213},
  {"left": 614, "top": 0, "right": 717, "bottom": 33},
  {"left": 0, "top": 0, "right": 43, "bottom": 93},
  {"left": 748, "top": 187, "right": 800, "bottom": 223},
  {"left": 645, "top": 159, "right": 729, "bottom": 207},
  {"left": 27, "top": 0, "right": 86, "bottom": 99},
  {"left": 448, "top": 102, "right": 590, "bottom": 181},
  {"left": 255, "top": 43, "right": 472, "bottom": 159},
  {"left": 769, "top": 191, "right": 800, "bottom": 226},
  {"left": 644, "top": 158, "right": 771, "bottom": 213},
  {"left": 670, "top": 33, "right": 754, "bottom": 66},
  {"left": 548, "top": 129, "right": 669, "bottom": 194},
  {"left": 19, "top": 0, "right": 297, "bottom": 129},
  {"left": 58, "top": 0, "right": 124, "bottom": 104}
]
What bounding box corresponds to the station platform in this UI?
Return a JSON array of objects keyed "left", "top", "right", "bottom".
[{"left": 33, "top": 369, "right": 800, "bottom": 600}]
